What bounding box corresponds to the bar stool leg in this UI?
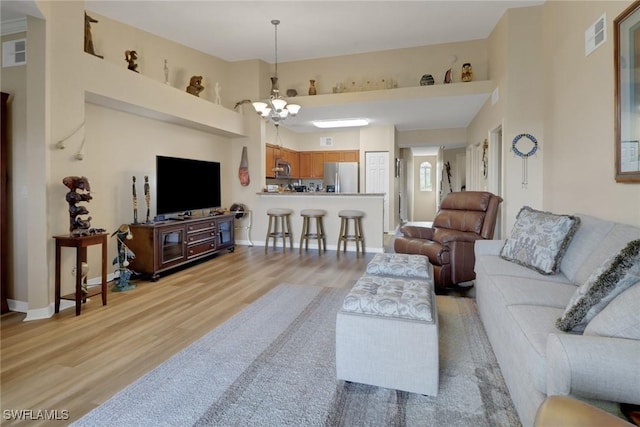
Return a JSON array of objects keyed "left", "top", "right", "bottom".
[
  {"left": 358, "top": 217, "right": 365, "bottom": 255},
  {"left": 319, "top": 217, "right": 327, "bottom": 252},
  {"left": 286, "top": 214, "right": 293, "bottom": 250},
  {"left": 299, "top": 216, "right": 306, "bottom": 254},
  {"left": 265, "top": 215, "right": 272, "bottom": 253},
  {"left": 337, "top": 217, "right": 344, "bottom": 257},
  {"left": 314, "top": 217, "right": 321, "bottom": 252}
]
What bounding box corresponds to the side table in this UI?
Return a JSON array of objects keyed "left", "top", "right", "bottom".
[{"left": 53, "top": 233, "right": 108, "bottom": 316}]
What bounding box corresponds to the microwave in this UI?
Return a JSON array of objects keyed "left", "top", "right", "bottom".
[{"left": 275, "top": 159, "right": 291, "bottom": 178}]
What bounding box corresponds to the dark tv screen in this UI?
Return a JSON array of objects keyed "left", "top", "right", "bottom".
[{"left": 156, "top": 156, "right": 221, "bottom": 216}]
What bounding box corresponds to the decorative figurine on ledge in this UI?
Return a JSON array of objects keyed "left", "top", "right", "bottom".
[
  {"left": 125, "top": 50, "right": 139, "bottom": 72},
  {"left": 186, "top": 75, "right": 204, "bottom": 97},
  {"left": 420, "top": 74, "right": 435, "bottom": 86},
  {"left": 111, "top": 224, "right": 136, "bottom": 292},
  {"left": 84, "top": 12, "right": 103, "bottom": 58},
  {"left": 461, "top": 62, "right": 473, "bottom": 82},
  {"left": 63, "top": 175, "right": 93, "bottom": 235},
  {"left": 443, "top": 68, "right": 452, "bottom": 84}
]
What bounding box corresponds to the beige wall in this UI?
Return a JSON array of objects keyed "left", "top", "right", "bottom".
[
  {"left": 277, "top": 39, "right": 488, "bottom": 97},
  {"left": 88, "top": 12, "right": 232, "bottom": 108},
  {"left": 1, "top": 32, "right": 28, "bottom": 301},
  {"left": 265, "top": 125, "right": 360, "bottom": 152},
  {"left": 542, "top": 1, "right": 639, "bottom": 226},
  {"left": 468, "top": 5, "right": 545, "bottom": 235},
  {"left": 469, "top": 1, "right": 639, "bottom": 234}
]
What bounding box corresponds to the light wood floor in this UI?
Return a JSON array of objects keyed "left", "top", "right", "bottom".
[{"left": 0, "top": 245, "right": 375, "bottom": 426}]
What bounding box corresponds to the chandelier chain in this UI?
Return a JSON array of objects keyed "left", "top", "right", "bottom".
[{"left": 272, "top": 19, "right": 279, "bottom": 78}]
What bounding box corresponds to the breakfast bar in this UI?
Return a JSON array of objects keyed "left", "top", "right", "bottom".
[{"left": 254, "top": 192, "right": 385, "bottom": 252}]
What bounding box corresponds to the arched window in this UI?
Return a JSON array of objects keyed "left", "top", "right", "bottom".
[{"left": 419, "top": 161, "right": 432, "bottom": 191}]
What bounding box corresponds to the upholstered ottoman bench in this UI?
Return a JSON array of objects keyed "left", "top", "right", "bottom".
[{"left": 335, "top": 254, "right": 438, "bottom": 396}]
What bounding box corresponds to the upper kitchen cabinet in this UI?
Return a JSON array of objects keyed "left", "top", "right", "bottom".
[
  {"left": 299, "top": 152, "right": 325, "bottom": 179},
  {"left": 324, "top": 150, "right": 359, "bottom": 163}
]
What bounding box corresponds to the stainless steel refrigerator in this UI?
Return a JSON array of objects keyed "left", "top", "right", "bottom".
[{"left": 323, "top": 162, "right": 359, "bottom": 193}]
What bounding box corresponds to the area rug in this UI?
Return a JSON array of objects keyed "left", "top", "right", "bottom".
[{"left": 72, "top": 284, "right": 520, "bottom": 427}]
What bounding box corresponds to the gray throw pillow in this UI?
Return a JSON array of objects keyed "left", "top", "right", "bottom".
[
  {"left": 584, "top": 282, "right": 640, "bottom": 340},
  {"left": 556, "top": 239, "right": 640, "bottom": 332},
  {"left": 500, "top": 206, "right": 580, "bottom": 275}
]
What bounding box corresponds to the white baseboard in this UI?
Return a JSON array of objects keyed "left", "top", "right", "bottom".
[{"left": 9, "top": 272, "right": 117, "bottom": 321}]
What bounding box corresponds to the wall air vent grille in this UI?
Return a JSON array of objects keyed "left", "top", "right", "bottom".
[{"left": 585, "top": 14, "right": 606, "bottom": 57}]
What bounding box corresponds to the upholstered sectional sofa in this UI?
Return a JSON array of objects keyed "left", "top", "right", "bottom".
[{"left": 474, "top": 213, "right": 640, "bottom": 427}]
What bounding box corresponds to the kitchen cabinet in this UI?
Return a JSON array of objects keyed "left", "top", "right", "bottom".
[
  {"left": 300, "top": 152, "right": 325, "bottom": 179},
  {"left": 312, "top": 152, "right": 325, "bottom": 178},
  {"left": 266, "top": 144, "right": 284, "bottom": 178},
  {"left": 266, "top": 145, "right": 275, "bottom": 178},
  {"left": 324, "top": 150, "right": 359, "bottom": 162},
  {"left": 282, "top": 148, "right": 300, "bottom": 178},
  {"left": 269, "top": 147, "right": 359, "bottom": 179}
]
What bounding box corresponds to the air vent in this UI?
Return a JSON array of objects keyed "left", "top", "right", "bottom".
[
  {"left": 585, "top": 14, "right": 606, "bottom": 56},
  {"left": 2, "top": 38, "right": 26, "bottom": 67},
  {"left": 320, "top": 137, "right": 334, "bottom": 147}
]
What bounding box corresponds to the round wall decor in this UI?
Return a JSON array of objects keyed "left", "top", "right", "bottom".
[{"left": 512, "top": 133, "right": 538, "bottom": 158}]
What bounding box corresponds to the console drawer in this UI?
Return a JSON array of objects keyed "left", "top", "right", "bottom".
[
  {"left": 187, "top": 240, "right": 216, "bottom": 258},
  {"left": 186, "top": 220, "right": 216, "bottom": 233},
  {"left": 187, "top": 229, "right": 216, "bottom": 244}
]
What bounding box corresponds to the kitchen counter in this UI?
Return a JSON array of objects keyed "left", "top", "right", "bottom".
[
  {"left": 251, "top": 192, "right": 385, "bottom": 252},
  {"left": 256, "top": 192, "right": 384, "bottom": 196}
]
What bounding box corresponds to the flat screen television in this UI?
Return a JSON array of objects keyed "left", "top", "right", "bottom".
[{"left": 156, "top": 155, "right": 221, "bottom": 216}]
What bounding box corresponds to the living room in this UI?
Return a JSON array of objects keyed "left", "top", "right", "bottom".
[{"left": 1, "top": 0, "right": 639, "bottom": 425}]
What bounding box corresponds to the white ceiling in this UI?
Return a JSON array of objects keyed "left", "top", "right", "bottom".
[{"left": 1, "top": 0, "right": 543, "bottom": 144}]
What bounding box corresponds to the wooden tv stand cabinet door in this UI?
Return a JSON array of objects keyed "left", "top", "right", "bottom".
[{"left": 127, "top": 214, "right": 235, "bottom": 281}]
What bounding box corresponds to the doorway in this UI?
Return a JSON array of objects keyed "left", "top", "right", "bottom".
[{"left": 365, "top": 151, "right": 390, "bottom": 232}]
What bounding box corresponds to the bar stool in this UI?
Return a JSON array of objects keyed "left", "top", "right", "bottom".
[
  {"left": 300, "top": 209, "right": 327, "bottom": 254},
  {"left": 265, "top": 208, "right": 294, "bottom": 252},
  {"left": 337, "top": 210, "right": 365, "bottom": 257}
]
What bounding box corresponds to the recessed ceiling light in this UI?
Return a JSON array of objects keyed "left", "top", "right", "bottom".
[{"left": 312, "top": 119, "right": 369, "bottom": 129}]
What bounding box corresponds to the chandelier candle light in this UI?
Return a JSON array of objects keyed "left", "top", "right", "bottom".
[{"left": 252, "top": 20, "right": 301, "bottom": 126}]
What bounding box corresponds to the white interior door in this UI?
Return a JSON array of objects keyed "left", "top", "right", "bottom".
[{"left": 365, "top": 151, "right": 390, "bottom": 232}]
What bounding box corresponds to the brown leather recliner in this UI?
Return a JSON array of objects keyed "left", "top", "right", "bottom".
[{"left": 394, "top": 191, "right": 503, "bottom": 288}]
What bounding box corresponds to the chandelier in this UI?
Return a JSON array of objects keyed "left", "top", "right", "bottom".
[{"left": 252, "top": 20, "right": 301, "bottom": 126}]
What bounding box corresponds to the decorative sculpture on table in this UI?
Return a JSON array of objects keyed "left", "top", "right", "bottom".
[
  {"left": 125, "top": 50, "right": 139, "bottom": 72},
  {"left": 144, "top": 176, "right": 151, "bottom": 223},
  {"left": 111, "top": 224, "right": 136, "bottom": 292},
  {"left": 63, "top": 176, "right": 93, "bottom": 235},
  {"left": 239, "top": 146, "right": 250, "bottom": 186},
  {"left": 186, "top": 75, "right": 204, "bottom": 97},
  {"left": 132, "top": 176, "right": 138, "bottom": 224},
  {"left": 84, "top": 12, "right": 103, "bottom": 58}
]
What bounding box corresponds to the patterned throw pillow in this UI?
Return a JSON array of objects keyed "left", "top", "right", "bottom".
[
  {"left": 500, "top": 207, "right": 580, "bottom": 275},
  {"left": 584, "top": 282, "right": 640, "bottom": 340},
  {"left": 556, "top": 239, "right": 640, "bottom": 332}
]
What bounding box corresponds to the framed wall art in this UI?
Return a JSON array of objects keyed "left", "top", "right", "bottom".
[{"left": 614, "top": 1, "right": 640, "bottom": 183}]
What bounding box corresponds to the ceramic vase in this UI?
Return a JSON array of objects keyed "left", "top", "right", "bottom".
[{"left": 309, "top": 80, "right": 317, "bottom": 95}]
